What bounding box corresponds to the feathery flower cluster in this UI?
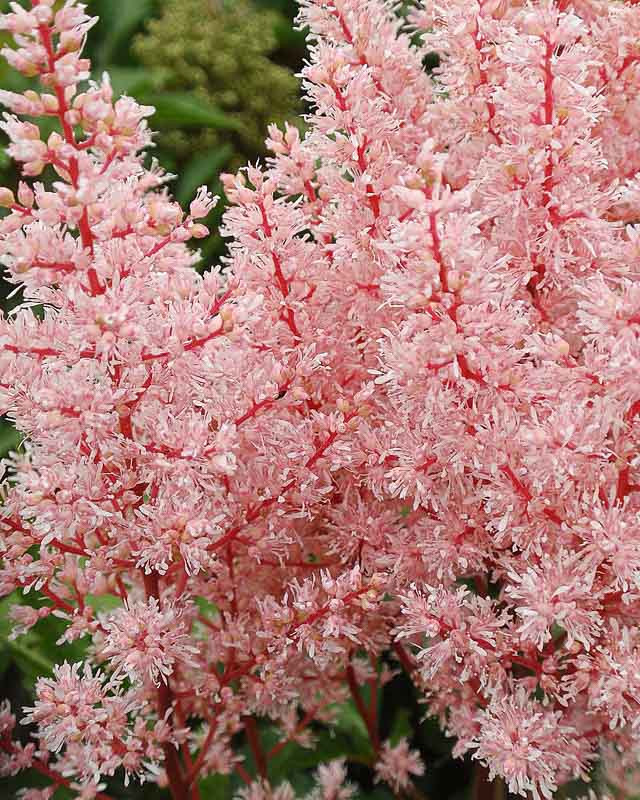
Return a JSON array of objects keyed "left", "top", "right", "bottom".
[{"left": 1, "top": 1, "right": 640, "bottom": 799}]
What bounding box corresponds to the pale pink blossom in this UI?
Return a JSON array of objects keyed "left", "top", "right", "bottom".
[
  {"left": 374, "top": 739, "right": 425, "bottom": 793},
  {"left": 468, "top": 689, "right": 590, "bottom": 800},
  {"left": 309, "top": 760, "right": 355, "bottom": 800},
  {"left": 100, "top": 598, "right": 199, "bottom": 685}
]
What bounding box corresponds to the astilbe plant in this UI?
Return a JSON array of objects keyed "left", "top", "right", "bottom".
[{"left": 0, "top": 0, "right": 640, "bottom": 799}]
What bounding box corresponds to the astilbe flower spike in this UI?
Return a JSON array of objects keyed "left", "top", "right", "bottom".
[{"left": 0, "top": 1, "right": 640, "bottom": 799}]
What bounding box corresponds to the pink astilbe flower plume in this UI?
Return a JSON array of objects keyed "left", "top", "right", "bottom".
[
  {"left": 1, "top": 0, "right": 640, "bottom": 798},
  {"left": 374, "top": 739, "right": 425, "bottom": 793},
  {"left": 99, "top": 598, "right": 199, "bottom": 686}
]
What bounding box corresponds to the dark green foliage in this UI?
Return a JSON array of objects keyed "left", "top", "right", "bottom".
[
  {"left": 131, "top": 0, "right": 302, "bottom": 262},
  {"left": 133, "top": 0, "right": 300, "bottom": 164}
]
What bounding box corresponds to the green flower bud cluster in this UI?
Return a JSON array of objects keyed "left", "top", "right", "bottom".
[{"left": 133, "top": 0, "right": 300, "bottom": 168}]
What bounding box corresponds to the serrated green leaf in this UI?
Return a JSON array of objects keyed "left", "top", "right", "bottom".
[{"left": 139, "top": 94, "right": 241, "bottom": 132}]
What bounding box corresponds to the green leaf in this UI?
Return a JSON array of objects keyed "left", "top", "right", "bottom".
[
  {"left": 176, "top": 146, "right": 233, "bottom": 208},
  {"left": 268, "top": 732, "right": 364, "bottom": 783},
  {"left": 7, "top": 638, "right": 55, "bottom": 678},
  {"left": 139, "top": 94, "right": 242, "bottom": 132},
  {"left": 195, "top": 596, "right": 219, "bottom": 617},
  {"left": 288, "top": 772, "right": 316, "bottom": 795},
  {"left": 198, "top": 773, "right": 231, "bottom": 797},
  {"left": 100, "top": 66, "right": 166, "bottom": 98},
  {"left": 86, "top": 594, "right": 122, "bottom": 614},
  {"left": 92, "top": 0, "right": 154, "bottom": 68},
  {"left": 333, "top": 699, "right": 374, "bottom": 757},
  {"left": 389, "top": 707, "right": 412, "bottom": 746},
  {"left": 0, "top": 592, "right": 89, "bottom": 689},
  {"left": 265, "top": 699, "right": 381, "bottom": 783},
  {"left": 0, "top": 593, "right": 16, "bottom": 642},
  {"left": 0, "top": 421, "right": 21, "bottom": 457},
  {"left": 0, "top": 593, "right": 54, "bottom": 684},
  {"left": 271, "top": 17, "right": 308, "bottom": 51},
  {"left": 31, "top": 614, "right": 88, "bottom": 669}
]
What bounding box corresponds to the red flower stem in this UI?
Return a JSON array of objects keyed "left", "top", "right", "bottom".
[
  {"left": 267, "top": 704, "right": 323, "bottom": 759},
  {"left": 173, "top": 698, "right": 201, "bottom": 800},
  {"left": 393, "top": 642, "right": 418, "bottom": 674},
  {"left": 346, "top": 663, "right": 380, "bottom": 752},
  {"left": 235, "top": 763, "right": 253, "bottom": 785},
  {"left": 36, "top": 20, "right": 102, "bottom": 295},
  {"left": 189, "top": 586, "right": 370, "bottom": 783},
  {"left": 0, "top": 737, "right": 114, "bottom": 800},
  {"left": 368, "top": 653, "right": 379, "bottom": 745},
  {"left": 208, "top": 411, "right": 359, "bottom": 552},
  {"left": 244, "top": 716, "right": 268, "bottom": 779},
  {"left": 186, "top": 715, "right": 222, "bottom": 786},
  {"left": 142, "top": 571, "right": 191, "bottom": 800}
]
